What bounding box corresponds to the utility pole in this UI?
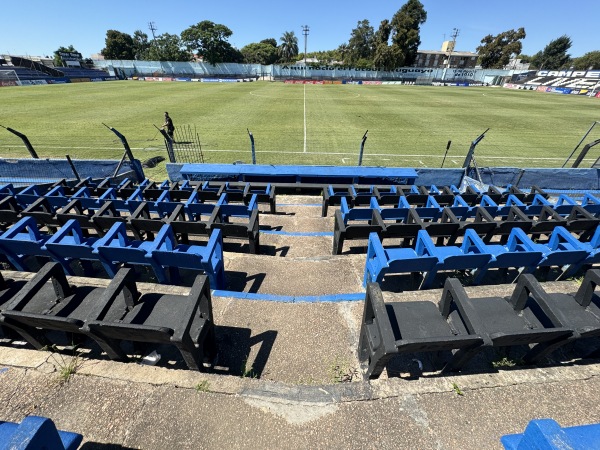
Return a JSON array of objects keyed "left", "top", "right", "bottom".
[
  {"left": 302, "top": 25, "right": 309, "bottom": 64},
  {"left": 446, "top": 28, "right": 459, "bottom": 69},
  {"left": 441, "top": 28, "right": 459, "bottom": 82},
  {"left": 148, "top": 22, "right": 158, "bottom": 41}
]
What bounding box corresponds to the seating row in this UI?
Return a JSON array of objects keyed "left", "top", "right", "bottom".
[
  {"left": 24, "top": 177, "right": 277, "bottom": 213},
  {"left": 364, "top": 224, "right": 600, "bottom": 289},
  {"left": 0, "top": 216, "right": 226, "bottom": 289},
  {"left": 333, "top": 196, "right": 600, "bottom": 254},
  {"left": 322, "top": 183, "right": 554, "bottom": 216},
  {"left": 327, "top": 185, "right": 600, "bottom": 217},
  {"left": 0, "top": 262, "right": 217, "bottom": 371},
  {"left": 359, "top": 269, "right": 600, "bottom": 379},
  {"left": 0, "top": 415, "right": 82, "bottom": 450},
  {"left": 0, "top": 192, "right": 260, "bottom": 254}
]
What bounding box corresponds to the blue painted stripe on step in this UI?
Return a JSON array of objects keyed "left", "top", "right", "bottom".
[
  {"left": 277, "top": 203, "right": 322, "bottom": 207},
  {"left": 212, "top": 290, "right": 365, "bottom": 303},
  {"left": 260, "top": 230, "right": 333, "bottom": 236}
]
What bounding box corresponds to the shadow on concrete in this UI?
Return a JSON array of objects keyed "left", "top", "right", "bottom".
[
  {"left": 224, "top": 271, "right": 266, "bottom": 293},
  {"left": 81, "top": 443, "right": 137, "bottom": 449},
  {"left": 214, "top": 326, "right": 277, "bottom": 378}
]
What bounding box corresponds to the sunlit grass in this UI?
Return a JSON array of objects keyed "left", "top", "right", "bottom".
[{"left": 2, "top": 81, "right": 598, "bottom": 180}]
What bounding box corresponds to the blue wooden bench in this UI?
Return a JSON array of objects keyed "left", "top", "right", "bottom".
[
  {"left": 502, "top": 418, "right": 600, "bottom": 449},
  {"left": 0, "top": 416, "right": 82, "bottom": 450}
]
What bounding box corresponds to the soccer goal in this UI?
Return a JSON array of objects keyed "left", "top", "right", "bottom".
[{"left": 0, "top": 69, "right": 20, "bottom": 86}]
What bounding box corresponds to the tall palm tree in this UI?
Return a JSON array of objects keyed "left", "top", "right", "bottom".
[{"left": 279, "top": 31, "right": 299, "bottom": 62}]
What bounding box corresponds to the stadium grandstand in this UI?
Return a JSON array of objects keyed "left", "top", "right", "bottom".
[
  {"left": 504, "top": 69, "right": 600, "bottom": 97},
  {"left": 0, "top": 54, "right": 115, "bottom": 85}
]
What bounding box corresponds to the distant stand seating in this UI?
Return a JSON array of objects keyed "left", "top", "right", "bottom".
[
  {"left": 1, "top": 55, "right": 112, "bottom": 82},
  {"left": 57, "top": 66, "right": 111, "bottom": 79}
]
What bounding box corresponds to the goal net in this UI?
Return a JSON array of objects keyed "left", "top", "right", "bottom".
[{"left": 0, "top": 69, "right": 20, "bottom": 86}]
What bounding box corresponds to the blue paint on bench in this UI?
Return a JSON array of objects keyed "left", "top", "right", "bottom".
[
  {"left": 180, "top": 164, "right": 418, "bottom": 185},
  {"left": 501, "top": 418, "right": 600, "bottom": 449},
  {"left": 0, "top": 416, "right": 82, "bottom": 450}
]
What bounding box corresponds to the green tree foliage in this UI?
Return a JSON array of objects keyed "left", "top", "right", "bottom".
[
  {"left": 278, "top": 31, "right": 299, "bottom": 62},
  {"left": 145, "top": 33, "right": 190, "bottom": 62},
  {"left": 347, "top": 20, "right": 375, "bottom": 65},
  {"left": 101, "top": 30, "right": 135, "bottom": 60},
  {"left": 53, "top": 45, "right": 79, "bottom": 67},
  {"left": 476, "top": 28, "right": 526, "bottom": 69},
  {"left": 260, "top": 38, "right": 278, "bottom": 48},
  {"left": 181, "top": 21, "right": 238, "bottom": 65},
  {"left": 572, "top": 51, "right": 600, "bottom": 70},
  {"left": 530, "top": 35, "right": 572, "bottom": 69},
  {"left": 373, "top": 20, "right": 394, "bottom": 70},
  {"left": 305, "top": 49, "right": 343, "bottom": 64},
  {"left": 390, "top": 0, "right": 427, "bottom": 67},
  {"left": 241, "top": 42, "right": 278, "bottom": 64},
  {"left": 337, "top": 43, "right": 349, "bottom": 63},
  {"left": 132, "top": 30, "right": 151, "bottom": 60}
]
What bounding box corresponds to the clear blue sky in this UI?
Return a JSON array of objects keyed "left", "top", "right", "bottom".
[{"left": 1, "top": 0, "right": 597, "bottom": 59}]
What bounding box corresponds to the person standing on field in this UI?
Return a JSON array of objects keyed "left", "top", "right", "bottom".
[{"left": 162, "top": 112, "right": 175, "bottom": 142}]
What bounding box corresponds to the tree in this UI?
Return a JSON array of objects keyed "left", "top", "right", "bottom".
[
  {"left": 278, "top": 31, "right": 298, "bottom": 62},
  {"left": 373, "top": 20, "right": 394, "bottom": 70},
  {"left": 476, "top": 28, "right": 526, "bottom": 69},
  {"left": 53, "top": 45, "right": 80, "bottom": 67},
  {"left": 390, "top": 0, "right": 427, "bottom": 67},
  {"left": 260, "top": 38, "right": 278, "bottom": 48},
  {"left": 572, "top": 51, "right": 600, "bottom": 70},
  {"left": 347, "top": 20, "right": 375, "bottom": 65},
  {"left": 337, "top": 43, "right": 349, "bottom": 64},
  {"left": 241, "top": 42, "right": 278, "bottom": 64},
  {"left": 181, "top": 21, "right": 237, "bottom": 65},
  {"left": 530, "top": 35, "right": 573, "bottom": 69},
  {"left": 145, "top": 33, "right": 190, "bottom": 62},
  {"left": 101, "top": 30, "right": 135, "bottom": 60},
  {"left": 132, "top": 30, "right": 151, "bottom": 60}
]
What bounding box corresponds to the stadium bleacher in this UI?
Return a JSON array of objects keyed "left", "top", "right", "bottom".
[{"left": 1, "top": 55, "right": 113, "bottom": 84}]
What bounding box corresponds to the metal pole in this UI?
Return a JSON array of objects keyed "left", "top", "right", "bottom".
[
  {"left": 248, "top": 129, "right": 256, "bottom": 164},
  {"left": 0, "top": 125, "right": 39, "bottom": 158},
  {"left": 357, "top": 130, "right": 368, "bottom": 166},
  {"left": 154, "top": 125, "right": 175, "bottom": 163},
  {"left": 440, "top": 140, "right": 452, "bottom": 168},
  {"left": 65, "top": 155, "right": 81, "bottom": 181},
  {"left": 562, "top": 121, "right": 599, "bottom": 168},
  {"left": 103, "top": 123, "right": 145, "bottom": 182},
  {"left": 302, "top": 25, "right": 310, "bottom": 65}
]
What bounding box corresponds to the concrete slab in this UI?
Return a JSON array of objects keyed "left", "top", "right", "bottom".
[
  {"left": 210, "top": 299, "right": 359, "bottom": 384},
  {"left": 260, "top": 214, "right": 334, "bottom": 233},
  {"left": 419, "top": 376, "right": 600, "bottom": 450},
  {"left": 257, "top": 234, "right": 333, "bottom": 257},
  {"left": 0, "top": 366, "right": 58, "bottom": 422},
  {"left": 36, "top": 375, "right": 153, "bottom": 446},
  {"left": 223, "top": 253, "right": 366, "bottom": 295},
  {"left": 122, "top": 386, "right": 438, "bottom": 450}
]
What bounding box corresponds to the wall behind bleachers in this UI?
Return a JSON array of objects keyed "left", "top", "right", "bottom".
[
  {"left": 95, "top": 59, "right": 517, "bottom": 82},
  {"left": 0, "top": 158, "right": 143, "bottom": 185},
  {"left": 167, "top": 162, "right": 600, "bottom": 191}
]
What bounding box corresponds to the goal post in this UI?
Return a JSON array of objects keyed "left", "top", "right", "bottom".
[{"left": 0, "top": 69, "right": 20, "bottom": 86}]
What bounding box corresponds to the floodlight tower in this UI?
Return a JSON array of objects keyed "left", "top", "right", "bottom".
[{"left": 302, "top": 25, "right": 310, "bottom": 64}]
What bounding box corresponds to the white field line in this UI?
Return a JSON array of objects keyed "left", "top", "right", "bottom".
[{"left": 303, "top": 84, "right": 307, "bottom": 153}]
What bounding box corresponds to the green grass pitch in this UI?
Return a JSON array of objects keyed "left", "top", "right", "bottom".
[{"left": 1, "top": 80, "right": 598, "bottom": 180}]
